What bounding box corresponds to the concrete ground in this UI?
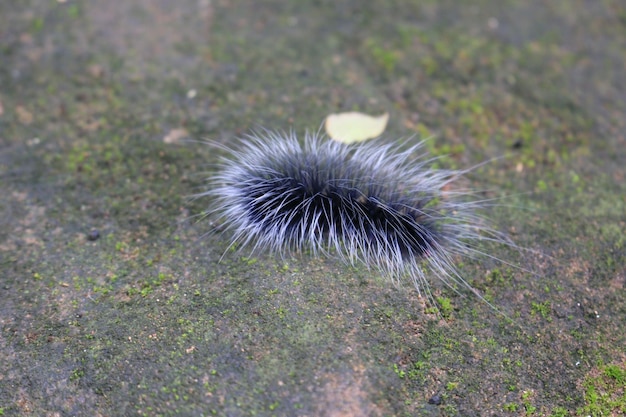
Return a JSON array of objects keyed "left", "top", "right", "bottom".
[{"left": 1, "top": 1, "right": 625, "bottom": 416}]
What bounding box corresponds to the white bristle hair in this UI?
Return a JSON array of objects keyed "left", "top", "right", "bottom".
[{"left": 198, "top": 129, "right": 515, "bottom": 305}]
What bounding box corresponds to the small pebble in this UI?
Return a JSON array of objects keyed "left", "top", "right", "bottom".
[
  {"left": 428, "top": 393, "right": 442, "bottom": 405},
  {"left": 87, "top": 229, "right": 100, "bottom": 241}
]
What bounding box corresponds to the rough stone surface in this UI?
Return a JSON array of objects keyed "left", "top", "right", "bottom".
[{"left": 1, "top": 1, "right": 625, "bottom": 416}]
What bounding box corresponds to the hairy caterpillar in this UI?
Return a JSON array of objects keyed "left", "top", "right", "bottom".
[{"left": 198, "top": 129, "right": 517, "bottom": 305}]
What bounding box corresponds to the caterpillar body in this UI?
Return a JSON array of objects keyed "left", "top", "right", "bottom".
[{"left": 199, "top": 130, "right": 513, "bottom": 303}]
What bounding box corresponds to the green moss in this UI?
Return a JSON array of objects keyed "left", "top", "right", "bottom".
[
  {"left": 436, "top": 296, "right": 453, "bottom": 319},
  {"left": 406, "top": 361, "right": 427, "bottom": 381},
  {"left": 364, "top": 39, "right": 399, "bottom": 73},
  {"left": 67, "top": 4, "right": 81, "bottom": 18},
  {"left": 548, "top": 406, "right": 568, "bottom": 417},
  {"left": 578, "top": 363, "right": 626, "bottom": 416},
  {"left": 30, "top": 17, "right": 44, "bottom": 33},
  {"left": 530, "top": 301, "right": 552, "bottom": 321},
  {"left": 69, "top": 368, "right": 85, "bottom": 382},
  {"left": 445, "top": 381, "right": 458, "bottom": 391},
  {"left": 503, "top": 402, "right": 519, "bottom": 412}
]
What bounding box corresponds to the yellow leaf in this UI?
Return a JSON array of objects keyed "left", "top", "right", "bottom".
[{"left": 325, "top": 111, "right": 389, "bottom": 144}]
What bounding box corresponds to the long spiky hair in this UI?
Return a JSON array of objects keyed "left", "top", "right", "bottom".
[{"left": 198, "top": 129, "right": 515, "bottom": 304}]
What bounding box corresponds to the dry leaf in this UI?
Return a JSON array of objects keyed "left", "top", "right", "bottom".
[
  {"left": 325, "top": 111, "right": 389, "bottom": 144},
  {"left": 16, "top": 105, "right": 33, "bottom": 125},
  {"left": 163, "top": 128, "right": 189, "bottom": 144}
]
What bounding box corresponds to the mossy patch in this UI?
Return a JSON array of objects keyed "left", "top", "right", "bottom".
[{"left": 578, "top": 362, "right": 626, "bottom": 417}]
